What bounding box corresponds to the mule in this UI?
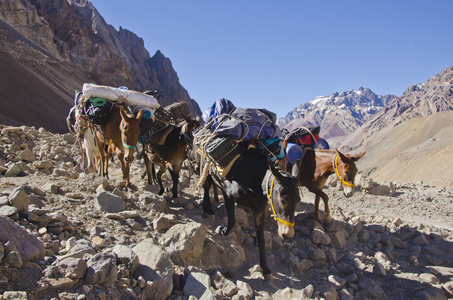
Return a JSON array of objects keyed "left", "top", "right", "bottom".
[
  {"left": 95, "top": 105, "right": 143, "bottom": 188},
  {"left": 293, "top": 148, "right": 365, "bottom": 222},
  {"left": 201, "top": 149, "right": 301, "bottom": 280},
  {"left": 143, "top": 116, "right": 200, "bottom": 197}
]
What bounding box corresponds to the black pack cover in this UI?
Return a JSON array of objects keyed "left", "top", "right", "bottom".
[{"left": 84, "top": 99, "right": 113, "bottom": 125}]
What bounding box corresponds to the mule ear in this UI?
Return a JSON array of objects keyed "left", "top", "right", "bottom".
[
  {"left": 335, "top": 149, "right": 348, "bottom": 162},
  {"left": 351, "top": 151, "right": 366, "bottom": 162},
  {"left": 268, "top": 160, "right": 287, "bottom": 183},
  {"left": 136, "top": 109, "right": 144, "bottom": 120},
  {"left": 119, "top": 106, "right": 127, "bottom": 120}
]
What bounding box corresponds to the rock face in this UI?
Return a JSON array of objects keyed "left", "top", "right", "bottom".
[{"left": 0, "top": 0, "right": 201, "bottom": 133}]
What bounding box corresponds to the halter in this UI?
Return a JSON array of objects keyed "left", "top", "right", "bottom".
[
  {"left": 266, "top": 172, "right": 295, "bottom": 227},
  {"left": 120, "top": 120, "right": 137, "bottom": 149},
  {"left": 333, "top": 154, "right": 355, "bottom": 187}
]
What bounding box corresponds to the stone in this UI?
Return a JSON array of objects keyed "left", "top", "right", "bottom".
[
  {"left": 413, "top": 233, "right": 430, "bottom": 246},
  {"left": 312, "top": 229, "right": 331, "bottom": 245},
  {"left": 0, "top": 205, "right": 19, "bottom": 218},
  {"left": 237, "top": 280, "right": 253, "bottom": 299},
  {"left": 373, "top": 263, "right": 387, "bottom": 276},
  {"left": 5, "top": 164, "right": 22, "bottom": 177},
  {"left": 113, "top": 244, "right": 139, "bottom": 275},
  {"left": 0, "top": 215, "right": 45, "bottom": 261},
  {"left": 34, "top": 159, "right": 54, "bottom": 170},
  {"left": 329, "top": 230, "right": 347, "bottom": 249},
  {"left": 18, "top": 148, "right": 36, "bottom": 162},
  {"left": 84, "top": 252, "right": 118, "bottom": 284},
  {"left": 8, "top": 187, "right": 30, "bottom": 213},
  {"left": 56, "top": 257, "right": 88, "bottom": 279},
  {"left": 94, "top": 192, "right": 125, "bottom": 213},
  {"left": 43, "top": 182, "right": 59, "bottom": 194},
  {"left": 183, "top": 272, "right": 212, "bottom": 300},
  {"left": 159, "top": 221, "right": 207, "bottom": 264},
  {"left": 4, "top": 251, "right": 23, "bottom": 268},
  {"left": 200, "top": 234, "right": 246, "bottom": 274},
  {"left": 301, "top": 284, "right": 315, "bottom": 299},
  {"left": 315, "top": 283, "right": 338, "bottom": 300},
  {"left": 2, "top": 291, "right": 28, "bottom": 300},
  {"left": 357, "top": 277, "right": 386, "bottom": 299},
  {"left": 328, "top": 274, "right": 346, "bottom": 289},
  {"left": 211, "top": 271, "right": 238, "bottom": 297},
  {"left": 309, "top": 248, "right": 327, "bottom": 261},
  {"left": 132, "top": 239, "right": 173, "bottom": 300}
]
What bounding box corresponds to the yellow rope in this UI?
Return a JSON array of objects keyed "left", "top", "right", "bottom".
[{"left": 266, "top": 173, "right": 295, "bottom": 227}]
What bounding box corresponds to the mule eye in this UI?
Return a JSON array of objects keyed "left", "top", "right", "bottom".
[{"left": 281, "top": 199, "right": 287, "bottom": 206}]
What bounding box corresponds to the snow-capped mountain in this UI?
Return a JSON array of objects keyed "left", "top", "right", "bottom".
[{"left": 277, "top": 87, "right": 397, "bottom": 139}]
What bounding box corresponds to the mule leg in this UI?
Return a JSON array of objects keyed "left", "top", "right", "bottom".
[
  {"left": 143, "top": 152, "right": 154, "bottom": 185},
  {"left": 120, "top": 155, "right": 131, "bottom": 187},
  {"left": 156, "top": 167, "right": 166, "bottom": 195},
  {"left": 254, "top": 209, "right": 272, "bottom": 279},
  {"left": 169, "top": 161, "right": 183, "bottom": 198},
  {"left": 321, "top": 192, "right": 331, "bottom": 223},
  {"left": 313, "top": 190, "right": 330, "bottom": 223},
  {"left": 202, "top": 175, "right": 215, "bottom": 217},
  {"left": 314, "top": 194, "right": 321, "bottom": 221},
  {"left": 219, "top": 191, "right": 236, "bottom": 236},
  {"left": 168, "top": 168, "right": 179, "bottom": 198}
]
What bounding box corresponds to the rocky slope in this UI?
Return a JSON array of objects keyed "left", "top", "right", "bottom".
[
  {"left": 1, "top": 125, "right": 453, "bottom": 300},
  {"left": 277, "top": 87, "right": 396, "bottom": 139},
  {"left": 0, "top": 0, "right": 201, "bottom": 133}
]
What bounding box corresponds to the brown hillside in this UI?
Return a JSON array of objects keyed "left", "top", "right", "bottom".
[
  {"left": 0, "top": 50, "right": 74, "bottom": 133},
  {"left": 355, "top": 110, "right": 453, "bottom": 187}
]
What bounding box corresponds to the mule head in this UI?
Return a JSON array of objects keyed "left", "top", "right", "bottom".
[
  {"left": 119, "top": 106, "right": 143, "bottom": 163},
  {"left": 181, "top": 115, "right": 201, "bottom": 146},
  {"left": 335, "top": 149, "right": 366, "bottom": 197},
  {"left": 264, "top": 160, "right": 301, "bottom": 240}
]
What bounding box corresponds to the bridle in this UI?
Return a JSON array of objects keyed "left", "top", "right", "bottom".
[
  {"left": 266, "top": 172, "right": 295, "bottom": 227},
  {"left": 120, "top": 120, "right": 138, "bottom": 149},
  {"left": 333, "top": 154, "right": 355, "bottom": 187}
]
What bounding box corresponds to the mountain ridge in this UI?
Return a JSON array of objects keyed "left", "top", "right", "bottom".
[{"left": 0, "top": 0, "right": 201, "bottom": 133}]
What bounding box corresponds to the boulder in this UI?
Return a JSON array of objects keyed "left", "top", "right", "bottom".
[
  {"left": 0, "top": 215, "right": 45, "bottom": 261},
  {"left": 132, "top": 239, "right": 173, "bottom": 300}
]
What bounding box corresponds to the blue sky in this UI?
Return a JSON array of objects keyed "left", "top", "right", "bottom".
[{"left": 88, "top": 0, "right": 453, "bottom": 118}]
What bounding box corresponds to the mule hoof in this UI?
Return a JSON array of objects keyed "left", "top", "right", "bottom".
[
  {"left": 215, "top": 226, "right": 228, "bottom": 236},
  {"left": 264, "top": 273, "right": 274, "bottom": 282},
  {"left": 202, "top": 213, "right": 215, "bottom": 220}
]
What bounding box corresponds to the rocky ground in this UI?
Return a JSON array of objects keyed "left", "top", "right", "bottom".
[{"left": 1, "top": 125, "right": 453, "bottom": 300}]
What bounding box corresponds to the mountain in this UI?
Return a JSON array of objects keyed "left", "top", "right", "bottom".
[
  {"left": 277, "top": 87, "right": 397, "bottom": 139},
  {"left": 0, "top": 0, "right": 201, "bottom": 133},
  {"left": 340, "top": 66, "right": 453, "bottom": 151}
]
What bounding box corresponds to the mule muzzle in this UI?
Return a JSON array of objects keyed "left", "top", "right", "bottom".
[
  {"left": 343, "top": 185, "right": 354, "bottom": 197},
  {"left": 278, "top": 222, "right": 295, "bottom": 239}
]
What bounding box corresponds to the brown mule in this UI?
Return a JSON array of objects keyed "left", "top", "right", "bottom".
[
  {"left": 143, "top": 116, "right": 200, "bottom": 197},
  {"left": 96, "top": 105, "right": 143, "bottom": 188},
  {"left": 288, "top": 147, "right": 365, "bottom": 222}
]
